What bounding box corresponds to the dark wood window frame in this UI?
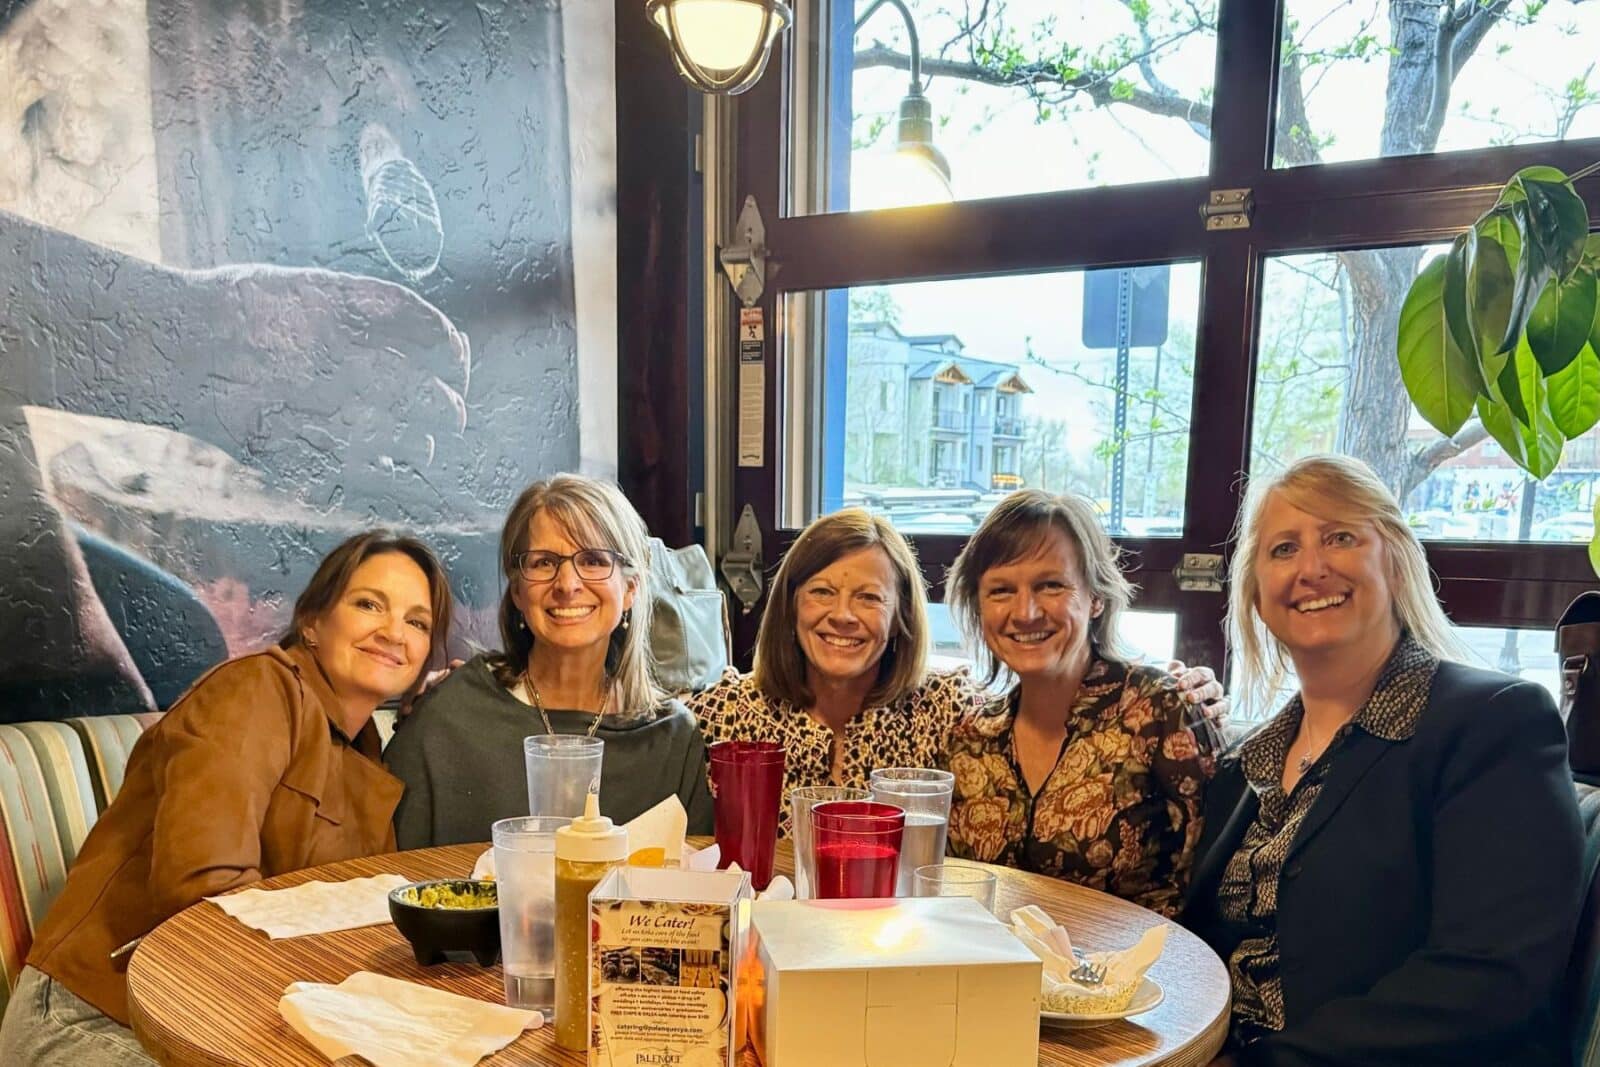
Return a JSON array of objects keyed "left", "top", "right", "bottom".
[{"left": 691, "top": 0, "right": 1600, "bottom": 675}]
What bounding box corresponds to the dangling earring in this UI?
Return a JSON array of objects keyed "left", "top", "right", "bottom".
[{"left": 620, "top": 608, "right": 632, "bottom": 631}]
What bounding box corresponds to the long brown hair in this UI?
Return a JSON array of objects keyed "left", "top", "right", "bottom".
[
  {"left": 280, "top": 530, "right": 454, "bottom": 700},
  {"left": 490, "top": 474, "right": 660, "bottom": 717},
  {"left": 752, "top": 508, "right": 930, "bottom": 709},
  {"left": 945, "top": 490, "right": 1134, "bottom": 686}
]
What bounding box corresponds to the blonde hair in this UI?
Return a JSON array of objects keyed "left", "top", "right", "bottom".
[
  {"left": 491, "top": 474, "right": 660, "bottom": 719},
  {"left": 945, "top": 489, "right": 1135, "bottom": 685},
  {"left": 1226, "top": 454, "right": 1466, "bottom": 714},
  {"left": 752, "top": 508, "right": 930, "bottom": 709}
]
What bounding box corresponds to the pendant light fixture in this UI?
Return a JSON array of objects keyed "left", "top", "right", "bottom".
[
  {"left": 646, "top": 0, "right": 793, "bottom": 96},
  {"left": 854, "top": 0, "right": 952, "bottom": 206}
]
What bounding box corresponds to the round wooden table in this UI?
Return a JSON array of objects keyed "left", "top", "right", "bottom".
[{"left": 127, "top": 841, "right": 1229, "bottom": 1066}]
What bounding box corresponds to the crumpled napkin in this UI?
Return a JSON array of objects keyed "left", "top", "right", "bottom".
[
  {"left": 1009, "top": 905, "right": 1166, "bottom": 1013},
  {"left": 209, "top": 874, "right": 411, "bottom": 939},
  {"left": 473, "top": 796, "right": 691, "bottom": 880},
  {"left": 279, "top": 970, "right": 541, "bottom": 1067},
  {"left": 682, "top": 842, "right": 795, "bottom": 901}
]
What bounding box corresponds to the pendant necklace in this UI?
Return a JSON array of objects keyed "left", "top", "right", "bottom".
[
  {"left": 1297, "top": 717, "right": 1321, "bottom": 773},
  {"left": 523, "top": 669, "right": 606, "bottom": 738}
]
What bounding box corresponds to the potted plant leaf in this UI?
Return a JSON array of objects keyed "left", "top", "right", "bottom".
[{"left": 1396, "top": 163, "right": 1600, "bottom": 568}]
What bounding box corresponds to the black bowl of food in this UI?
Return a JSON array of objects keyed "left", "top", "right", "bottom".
[{"left": 388, "top": 878, "right": 501, "bottom": 966}]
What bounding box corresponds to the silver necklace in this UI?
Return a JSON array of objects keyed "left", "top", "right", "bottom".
[
  {"left": 1296, "top": 717, "right": 1322, "bottom": 773},
  {"left": 523, "top": 670, "right": 606, "bottom": 738}
]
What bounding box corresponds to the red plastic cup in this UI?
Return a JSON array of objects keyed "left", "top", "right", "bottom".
[
  {"left": 809, "top": 801, "right": 905, "bottom": 900},
  {"left": 708, "top": 741, "right": 785, "bottom": 890}
]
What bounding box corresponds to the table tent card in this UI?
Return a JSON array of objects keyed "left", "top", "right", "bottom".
[{"left": 587, "top": 866, "right": 753, "bottom": 1067}]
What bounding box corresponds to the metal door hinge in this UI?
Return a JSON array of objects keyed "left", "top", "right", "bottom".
[
  {"left": 1199, "top": 188, "right": 1253, "bottom": 231},
  {"left": 719, "top": 504, "right": 765, "bottom": 613},
  {"left": 694, "top": 134, "right": 704, "bottom": 175},
  {"left": 1173, "top": 552, "right": 1224, "bottom": 592},
  {"left": 719, "top": 196, "right": 770, "bottom": 307}
]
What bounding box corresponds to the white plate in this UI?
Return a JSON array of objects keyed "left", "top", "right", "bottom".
[{"left": 1040, "top": 977, "right": 1164, "bottom": 1028}]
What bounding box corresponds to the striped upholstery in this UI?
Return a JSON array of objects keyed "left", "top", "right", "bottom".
[
  {"left": 67, "top": 713, "right": 162, "bottom": 812},
  {"left": 0, "top": 722, "right": 97, "bottom": 1018},
  {"left": 1571, "top": 781, "right": 1600, "bottom": 1065}
]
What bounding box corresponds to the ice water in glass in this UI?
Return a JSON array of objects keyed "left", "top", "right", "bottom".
[
  {"left": 493, "top": 815, "right": 568, "bottom": 1013},
  {"left": 869, "top": 768, "right": 954, "bottom": 896},
  {"left": 895, "top": 812, "right": 950, "bottom": 887}
]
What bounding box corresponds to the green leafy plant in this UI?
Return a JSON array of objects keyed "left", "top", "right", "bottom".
[{"left": 1396, "top": 162, "right": 1600, "bottom": 565}]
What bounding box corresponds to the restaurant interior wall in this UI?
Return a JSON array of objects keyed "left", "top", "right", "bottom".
[{"left": 0, "top": 0, "right": 620, "bottom": 723}]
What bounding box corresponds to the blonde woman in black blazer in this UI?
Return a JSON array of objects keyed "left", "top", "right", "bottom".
[{"left": 1185, "top": 455, "right": 1583, "bottom": 1067}]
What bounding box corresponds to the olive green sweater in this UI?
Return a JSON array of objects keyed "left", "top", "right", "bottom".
[{"left": 386, "top": 655, "right": 713, "bottom": 848}]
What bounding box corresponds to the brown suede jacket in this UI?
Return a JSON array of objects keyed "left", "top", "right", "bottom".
[{"left": 27, "top": 643, "right": 403, "bottom": 1023}]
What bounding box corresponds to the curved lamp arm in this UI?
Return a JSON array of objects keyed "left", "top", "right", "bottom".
[{"left": 855, "top": 0, "right": 922, "bottom": 96}]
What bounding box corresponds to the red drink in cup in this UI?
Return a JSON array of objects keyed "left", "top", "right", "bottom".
[
  {"left": 707, "top": 741, "right": 785, "bottom": 890},
  {"left": 809, "top": 801, "right": 905, "bottom": 900}
]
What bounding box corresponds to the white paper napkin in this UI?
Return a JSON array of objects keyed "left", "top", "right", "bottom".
[
  {"left": 474, "top": 796, "right": 693, "bottom": 880},
  {"left": 682, "top": 842, "right": 795, "bottom": 900},
  {"left": 1009, "top": 905, "right": 1167, "bottom": 1012},
  {"left": 210, "top": 874, "right": 411, "bottom": 938},
  {"left": 279, "top": 970, "right": 541, "bottom": 1067}
]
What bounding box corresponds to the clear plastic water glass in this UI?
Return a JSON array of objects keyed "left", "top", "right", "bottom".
[
  {"left": 869, "top": 768, "right": 954, "bottom": 896},
  {"left": 913, "top": 861, "right": 998, "bottom": 914},
  {"left": 789, "top": 785, "right": 870, "bottom": 900},
  {"left": 524, "top": 735, "right": 603, "bottom": 819},
  {"left": 492, "top": 815, "right": 571, "bottom": 1013}
]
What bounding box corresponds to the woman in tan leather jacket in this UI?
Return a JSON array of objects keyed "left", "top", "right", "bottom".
[{"left": 0, "top": 530, "right": 453, "bottom": 1066}]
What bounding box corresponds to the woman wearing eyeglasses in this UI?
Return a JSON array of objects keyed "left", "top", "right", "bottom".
[{"left": 386, "top": 475, "right": 713, "bottom": 847}]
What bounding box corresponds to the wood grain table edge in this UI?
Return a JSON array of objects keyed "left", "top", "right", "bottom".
[{"left": 126, "top": 841, "right": 1232, "bottom": 1067}]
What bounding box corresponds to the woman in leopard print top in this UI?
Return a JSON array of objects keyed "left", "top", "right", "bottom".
[{"left": 685, "top": 509, "right": 984, "bottom": 836}]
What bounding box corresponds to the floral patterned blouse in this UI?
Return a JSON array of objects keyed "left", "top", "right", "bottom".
[
  {"left": 942, "top": 655, "right": 1219, "bottom": 917},
  {"left": 685, "top": 667, "right": 987, "bottom": 837}
]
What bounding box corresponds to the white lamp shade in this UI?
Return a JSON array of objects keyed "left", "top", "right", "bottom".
[
  {"left": 649, "top": 0, "right": 791, "bottom": 94},
  {"left": 852, "top": 148, "right": 955, "bottom": 211}
]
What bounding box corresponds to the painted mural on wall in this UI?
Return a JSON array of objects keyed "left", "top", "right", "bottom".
[{"left": 0, "top": 0, "right": 617, "bottom": 721}]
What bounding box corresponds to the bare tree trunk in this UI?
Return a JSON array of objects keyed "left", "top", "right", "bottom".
[{"left": 1335, "top": 245, "right": 1426, "bottom": 498}]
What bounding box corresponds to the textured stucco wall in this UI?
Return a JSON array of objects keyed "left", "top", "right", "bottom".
[{"left": 0, "top": 0, "right": 614, "bottom": 720}]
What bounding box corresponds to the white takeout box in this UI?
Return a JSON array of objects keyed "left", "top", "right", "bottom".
[
  {"left": 589, "top": 866, "right": 753, "bottom": 1067},
  {"left": 747, "top": 896, "right": 1042, "bottom": 1067}
]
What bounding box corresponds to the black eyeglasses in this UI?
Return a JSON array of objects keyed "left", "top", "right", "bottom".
[{"left": 513, "top": 548, "right": 627, "bottom": 584}]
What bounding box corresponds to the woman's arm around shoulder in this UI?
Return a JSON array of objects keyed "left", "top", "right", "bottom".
[
  {"left": 1125, "top": 663, "right": 1221, "bottom": 784},
  {"left": 146, "top": 652, "right": 303, "bottom": 916}
]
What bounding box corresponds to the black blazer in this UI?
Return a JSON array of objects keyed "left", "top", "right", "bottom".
[{"left": 1184, "top": 661, "right": 1584, "bottom": 1067}]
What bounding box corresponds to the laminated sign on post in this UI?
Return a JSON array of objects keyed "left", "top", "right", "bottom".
[{"left": 587, "top": 866, "right": 753, "bottom": 1067}]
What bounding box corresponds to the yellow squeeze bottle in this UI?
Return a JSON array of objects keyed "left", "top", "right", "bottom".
[{"left": 553, "top": 792, "right": 628, "bottom": 1051}]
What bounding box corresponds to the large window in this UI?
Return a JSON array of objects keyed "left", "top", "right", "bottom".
[
  {"left": 1253, "top": 248, "right": 1600, "bottom": 543},
  {"left": 791, "top": 0, "right": 1220, "bottom": 214},
  {"left": 811, "top": 265, "right": 1199, "bottom": 536},
  {"left": 1275, "top": 1, "right": 1600, "bottom": 168},
  {"left": 723, "top": 0, "right": 1600, "bottom": 688}
]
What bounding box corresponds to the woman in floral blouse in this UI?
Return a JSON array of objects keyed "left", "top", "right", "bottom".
[
  {"left": 942, "top": 490, "right": 1220, "bottom": 917},
  {"left": 688, "top": 506, "right": 1224, "bottom": 838}
]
